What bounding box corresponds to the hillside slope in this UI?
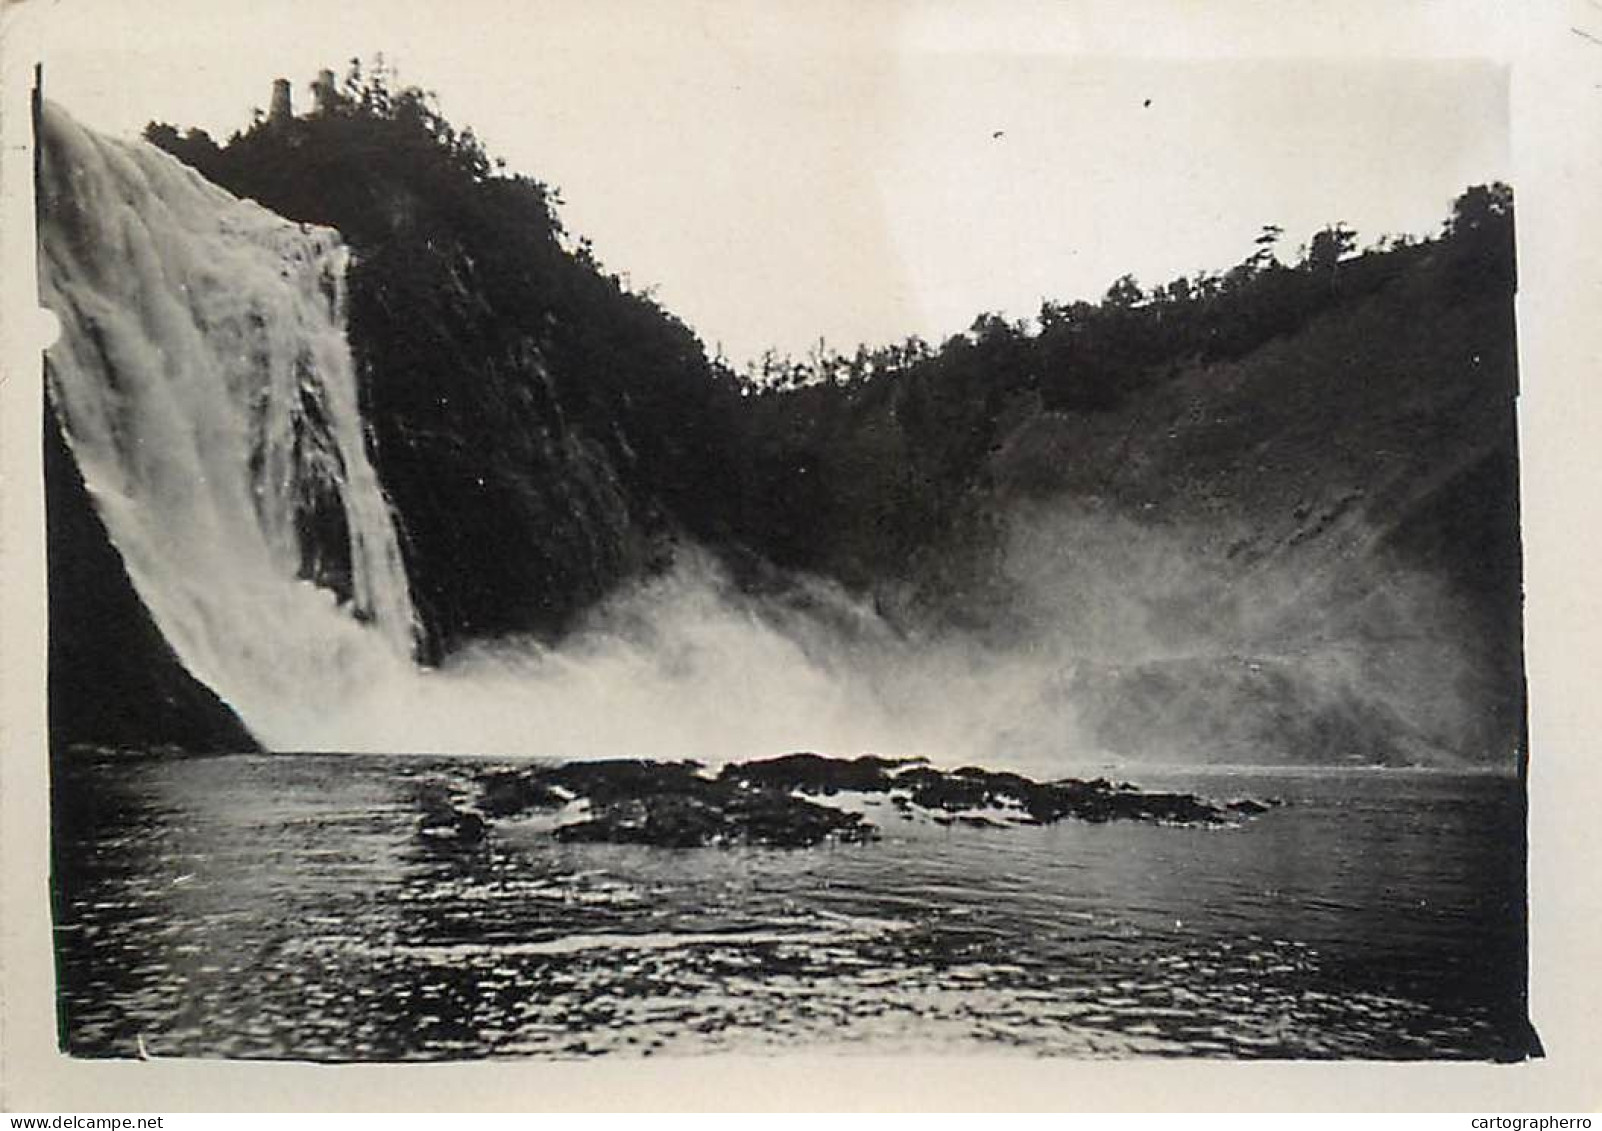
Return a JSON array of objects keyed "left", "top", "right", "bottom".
[{"left": 973, "top": 258, "right": 1520, "bottom": 764}]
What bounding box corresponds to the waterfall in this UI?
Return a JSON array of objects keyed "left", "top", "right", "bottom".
[
  {"left": 38, "top": 102, "right": 420, "bottom": 749},
  {"left": 31, "top": 103, "right": 1045, "bottom": 765}
]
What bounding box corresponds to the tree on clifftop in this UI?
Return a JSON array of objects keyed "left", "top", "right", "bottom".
[{"left": 1443, "top": 182, "right": 1515, "bottom": 290}]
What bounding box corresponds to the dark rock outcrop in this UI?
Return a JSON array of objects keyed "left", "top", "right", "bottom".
[
  {"left": 414, "top": 778, "right": 489, "bottom": 844},
  {"left": 717, "top": 752, "right": 920, "bottom": 795},
  {"left": 555, "top": 790, "right": 876, "bottom": 850},
  {"left": 469, "top": 753, "right": 1273, "bottom": 849},
  {"left": 540, "top": 758, "right": 875, "bottom": 848},
  {"left": 893, "top": 764, "right": 1239, "bottom": 825},
  {"left": 479, "top": 768, "right": 568, "bottom": 817}
]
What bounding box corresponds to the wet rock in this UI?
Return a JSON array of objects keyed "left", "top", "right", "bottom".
[
  {"left": 471, "top": 752, "right": 1269, "bottom": 849},
  {"left": 725, "top": 791, "right": 877, "bottom": 847},
  {"left": 1108, "top": 791, "right": 1225, "bottom": 824},
  {"left": 451, "top": 810, "right": 488, "bottom": 843},
  {"left": 541, "top": 759, "right": 711, "bottom": 805},
  {"left": 554, "top": 790, "right": 874, "bottom": 849},
  {"left": 416, "top": 782, "right": 487, "bottom": 843},
  {"left": 417, "top": 810, "right": 486, "bottom": 843},
  {"left": 894, "top": 766, "right": 995, "bottom": 811},
  {"left": 480, "top": 769, "right": 567, "bottom": 817},
  {"left": 556, "top": 795, "right": 726, "bottom": 849},
  {"left": 891, "top": 765, "right": 1237, "bottom": 826},
  {"left": 719, "top": 752, "right": 918, "bottom": 795}
]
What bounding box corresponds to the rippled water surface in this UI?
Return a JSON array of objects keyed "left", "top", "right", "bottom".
[{"left": 52, "top": 752, "right": 1534, "bottom": 1060}]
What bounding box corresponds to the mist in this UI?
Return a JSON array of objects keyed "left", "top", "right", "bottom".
[{"left": 297, "top": 501, "right": 1500, "bottom": 775}]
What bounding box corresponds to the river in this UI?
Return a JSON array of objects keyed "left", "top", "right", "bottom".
[{"left": 51, "top": 750, "right": 1533, "bottom": 1060}]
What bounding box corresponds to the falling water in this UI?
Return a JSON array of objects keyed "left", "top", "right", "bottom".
[{"left": 38, "top": 102, "right": 419, "bottom": 749}]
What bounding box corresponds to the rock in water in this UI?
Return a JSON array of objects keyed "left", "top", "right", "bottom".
[{"left": 470, "top": 753, "right": 1274, "bottom": 849}]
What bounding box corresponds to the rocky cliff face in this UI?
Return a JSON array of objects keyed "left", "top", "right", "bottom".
[{"left": 343, "top": 240, "right": 657, "bottom": 656}]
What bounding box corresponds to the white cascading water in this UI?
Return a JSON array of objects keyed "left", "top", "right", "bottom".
[{"left": 39, "top": 101, "right": 420, "bottom": 749}]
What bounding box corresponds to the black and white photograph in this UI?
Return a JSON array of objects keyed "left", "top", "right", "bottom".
[{"left": 5, "top": 0, "right": 1601, "bottom": 1110}]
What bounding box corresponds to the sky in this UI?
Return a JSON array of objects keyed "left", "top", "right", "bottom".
[{"left": 22, "top": 0, "right": 1512, "bottom": 366}]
